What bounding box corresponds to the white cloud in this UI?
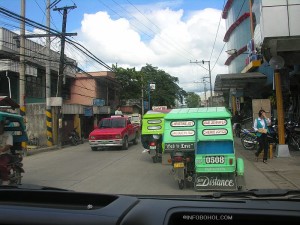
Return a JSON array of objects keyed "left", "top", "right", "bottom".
[{"left": 73, "top": 4, "right": 228, "bottom": 93}]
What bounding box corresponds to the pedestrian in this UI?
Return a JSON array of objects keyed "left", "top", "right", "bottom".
[
  {"left": 0, "top": 119, "right": 13, "bottom": 185},
  {"left": 253, "top": 109, "right": 271, "bottom": 163},
  {"left": 232, "top": 111, "right": 242, "bottom": 137},
  {"left": 115, "top": 105, "right": 123, "bottom": 115}
]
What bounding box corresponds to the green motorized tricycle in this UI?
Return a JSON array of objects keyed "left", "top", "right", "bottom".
[
  {"left": 0, "top": 111, "right": 27, "bottom": 185},
  {"left": 141, "top": 109, "right": 170, "bottom": 163},
  {"left": 163, "top": 107, "right": 245, "bottom": 190}
]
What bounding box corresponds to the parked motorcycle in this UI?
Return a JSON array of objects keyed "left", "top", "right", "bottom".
[
  {"left": 240, "top": 129, "right": 258, "bottom": 150},
  {"left": 286, "top": 121, "right": 300, "bottom": 151},
  {"left": 69, "top": 128, "right": 83, "bottom": 146},
  {"left": 1, "top": 149, "right": 25, "bottom": 185},
  {"left": 241, "top": 125, "right": 279, "bottom": 150},
  {"left": 1, "top": 111, "right": 27, "bottom": 185}
]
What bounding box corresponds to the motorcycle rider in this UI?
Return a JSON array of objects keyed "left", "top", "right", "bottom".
[{"left": 0, "top": 119, "right": 13, "bottom": 185}]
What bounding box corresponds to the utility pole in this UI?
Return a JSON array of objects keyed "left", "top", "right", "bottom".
[
  {"left": 19, "top": 0, "right": 26, "bottom": 150},
  {"left": 46, "top": 0, "right": 53, "bottom": 147},
  {"left": 53, "top": 4, "right": 77, "bottom": 148},
  {"left": 141, "top": 73, "right": 144, "bottom": 116},
  {"left": 194, "top": 77, "right": 209, "bottom": 107},
  {"left": 190, "top": 60, "right": 213, "bottom": 106}
]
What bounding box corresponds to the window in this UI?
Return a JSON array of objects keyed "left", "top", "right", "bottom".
[{"left": 25, "top": 75, "right": 45, "bottom": 98}]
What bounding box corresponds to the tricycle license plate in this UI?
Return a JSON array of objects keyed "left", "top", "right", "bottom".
[
  {"left": 174, "top": 162, "right": 184, "bottom": 168},
  {"left": 205, "top": 156, "right": 225, "bottom": 164}
]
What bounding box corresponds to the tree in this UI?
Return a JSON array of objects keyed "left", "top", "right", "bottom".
[
  {"left": 185, "top": 92, "right": 201, "bottom": 108},
  {"left": 141, "top": 64, "right": 187, "bottom": 108},
  {"left": 113, "top": 64, "right": 187, "bottom": 109},
  {"left": 113, "top": 65, "right": 140, "bottom": 102}
]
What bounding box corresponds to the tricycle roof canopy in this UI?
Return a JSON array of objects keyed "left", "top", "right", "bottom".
[
  {"left": 0, "top": 96, "right": 20, "bottom": 109},
  {"left": 165, "top": 107, "right": 231, "bottom": 120}
]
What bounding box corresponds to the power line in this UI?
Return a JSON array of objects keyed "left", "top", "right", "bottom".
[
  {"left": 209, "top": 0, "right": 226, "bottom": 62},
  {"left": 211, "top": 0, "right": 247, "bottom": 72}
]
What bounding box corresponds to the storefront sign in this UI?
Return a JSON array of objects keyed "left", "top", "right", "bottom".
[
  {"left": 84, "top": 107, "right": 93, "bottom": 116},
  {"left": 171, "top": 121, "right": 195, "bottom": 127},
  {"left": 171, "top": 130, "right": 195, "bottom": 136},
  {"left": 93, "top": 99, "right": 105, "bottom": 106},
  {"left": 202, "top": 129, "right": 228, "bottom": 136},
  {"left": 202, "top": 120, "right": 227, "bottom": 126}
]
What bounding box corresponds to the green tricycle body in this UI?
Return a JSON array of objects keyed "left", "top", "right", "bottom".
[{"left": 163, "top": 107, "right": 244, "bottom": 190}]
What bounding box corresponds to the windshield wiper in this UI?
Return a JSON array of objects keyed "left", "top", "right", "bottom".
[
  {"left": 202, "top": 189, "right": 300, "bottom": 199},
  {"left": 0, "top": 184, "right": 71, "bottom": 191}
]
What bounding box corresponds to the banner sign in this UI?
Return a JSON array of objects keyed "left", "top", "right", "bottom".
[
  {"left": 202, "top": 129, "right": 228, "bottom": 136},
  {"left": 164, "top": 142, "right": 195, "bottom": 151},
  {"left": 202, "top": 120, "right": 227, "bottom": 126},
  {"left": 171, "top": 130, "right": 195, "bottom": 136},
  {"left": 171, "top": 121, "right": 195, "bottom": 127}
]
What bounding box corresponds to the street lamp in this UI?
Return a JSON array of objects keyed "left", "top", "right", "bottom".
[
  {"left": 269, "top": 55, "right": 290, "bottom": 157},
  {"left": 148, "top": 82, "right": 155, "bottom": 110}
]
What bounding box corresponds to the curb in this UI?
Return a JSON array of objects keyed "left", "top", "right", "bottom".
[{"left": 25, "top": 145, "right": 59, "bottom": 156}]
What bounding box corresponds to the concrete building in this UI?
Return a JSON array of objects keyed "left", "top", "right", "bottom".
[
  {"left": 215, "top": 0, "right": 300, "bottom": 122},
  {"left": 0, "top": 27, "right": 120, "bottom": 146}
]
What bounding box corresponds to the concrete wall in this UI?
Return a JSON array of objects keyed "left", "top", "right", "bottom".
[{"left": 26, "top": 103, "right": 47, "bottom": 147}]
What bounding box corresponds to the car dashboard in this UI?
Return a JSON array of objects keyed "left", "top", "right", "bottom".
[{"left": 0, "top": 187, "right": 300, "bottom": 225}]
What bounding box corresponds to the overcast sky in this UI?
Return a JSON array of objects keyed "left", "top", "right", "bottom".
[{"left": 0, "top": 0, "right": 228, "bottom": 96}]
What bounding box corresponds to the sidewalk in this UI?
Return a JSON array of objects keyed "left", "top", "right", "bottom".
[{"left": 234, "top": 137, "right": 300, "bottom": 189}]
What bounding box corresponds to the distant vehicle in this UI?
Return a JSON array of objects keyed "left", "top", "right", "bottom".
[
  {"left": 141, "top": 110, "right": 170, "bottom": 163},
  {"left": 88, "top": 115, "right": 140, "bottom": 151},
  {"left": 130, "top": 113, "right": 141, "bottom": 126}
]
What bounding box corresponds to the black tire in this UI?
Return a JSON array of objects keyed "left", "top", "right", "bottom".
[
  {"left": 152, "top": 155, "right": 158, "bottom": 163},
  {"left": 122, "top": 137, "right": 129, "bottom": 150},
  {"left": 71, "top": 138, "right": 77, "bottom": 146},
  {"left": 91, "top": 147, "right": 97, "bottom": 151},
  {"left": 15, "top": 171, "right": 22, "bottom": 185},
  {"left": 178, "top": 180, "right": 184, "bottom": 190},
  {"left": 10, "top": 170, "right": 22, "bottom": 185},
  {"left": 241, "top": 135, "right": 256, "bottom": 150},
  {"left": 133, "top": 132, "right": 139, "bottom": 145}
]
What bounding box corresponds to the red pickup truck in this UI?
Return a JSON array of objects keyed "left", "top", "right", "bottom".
[{"left": 89, "top": 116, "right": 140, "bottom": 150}]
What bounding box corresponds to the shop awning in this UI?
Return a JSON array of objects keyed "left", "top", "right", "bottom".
[{"left": 214, "top": 72, "right": 267, "bottom": 92}]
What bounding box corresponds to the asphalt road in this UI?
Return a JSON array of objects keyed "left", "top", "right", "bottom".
[{"left": 22, "top": 140, "right": 279, "bottom": 195}]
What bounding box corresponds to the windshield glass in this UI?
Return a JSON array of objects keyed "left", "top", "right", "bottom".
[
  {"left": 99, "top": 119, "right": 126, "bottom": 128},
  {"left": 0, "top": 0, "right": 299, "bottom": 198}
]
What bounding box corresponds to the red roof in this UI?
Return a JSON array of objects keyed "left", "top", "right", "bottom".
[{"left": 0, "top": 96, "right": 19, "bottom": 109}]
